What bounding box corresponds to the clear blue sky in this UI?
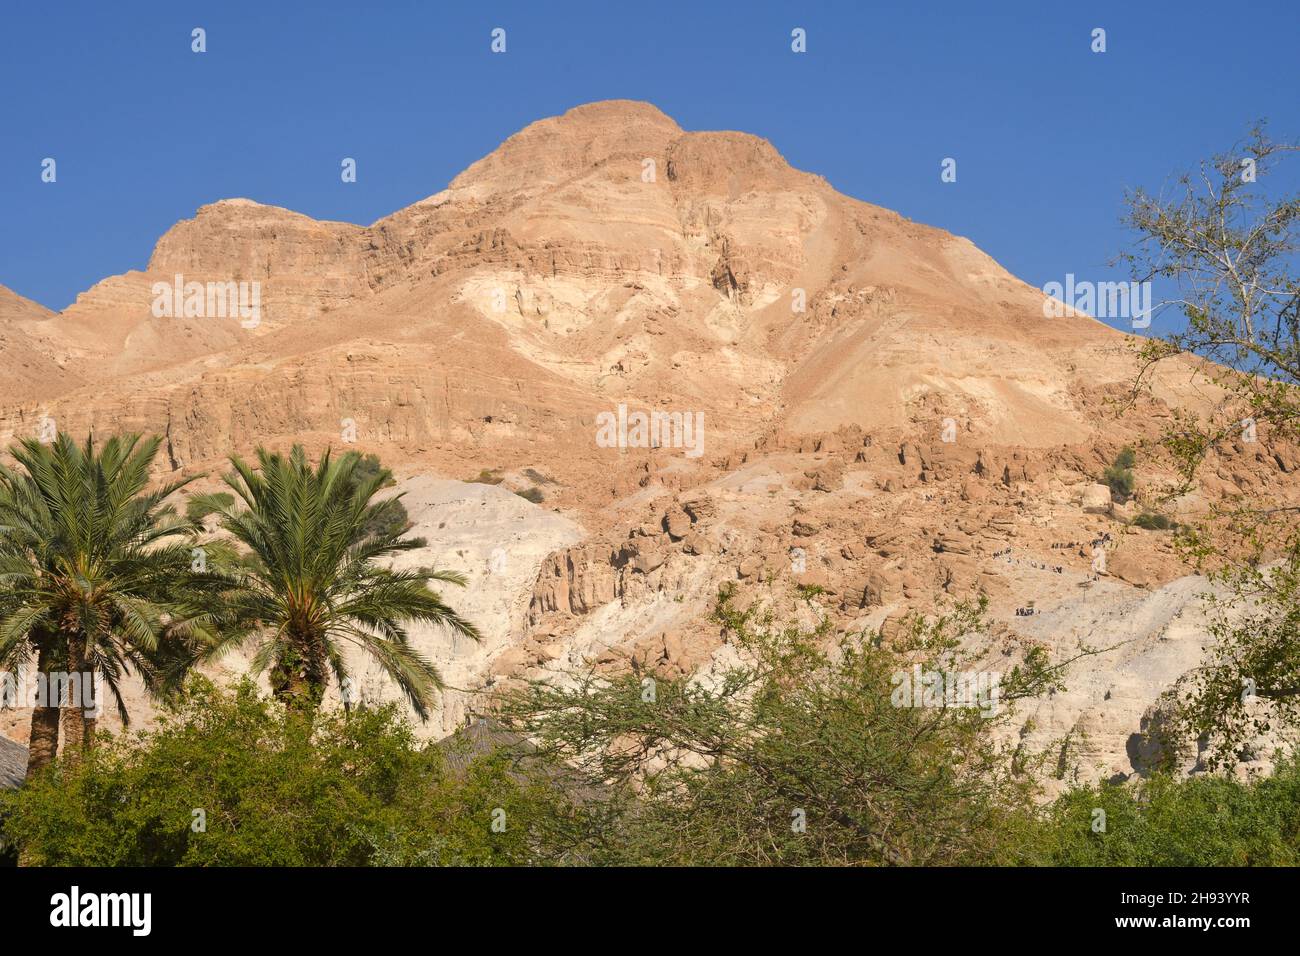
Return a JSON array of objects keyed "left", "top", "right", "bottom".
[{"left": 2, "top": 0, "right": 1297, "bottom": 337}]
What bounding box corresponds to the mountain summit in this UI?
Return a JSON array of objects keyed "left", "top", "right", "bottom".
[{"left": 0, "top": 99, "right": 1198, "bottom": 450}]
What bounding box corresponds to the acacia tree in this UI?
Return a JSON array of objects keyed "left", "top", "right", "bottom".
[
  {"left": 193, "top": 445, "right": 479, "bottom": 718},
  {"left": 1118, "top": 124, "right": 1300, "bottom": 764},
  {"left": 495, "top": 586, "right": 1106, "bottom": 865}
]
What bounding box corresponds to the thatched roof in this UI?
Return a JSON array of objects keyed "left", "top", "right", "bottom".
[
  {"left": 0, "top": 736, "right": 26, "bottom": 789},
  {"left": 436, "top": 717, "right": 538, "bottom": 775},
  {"left": 435, "top": 717, "right": 604, "bottom": 804}
]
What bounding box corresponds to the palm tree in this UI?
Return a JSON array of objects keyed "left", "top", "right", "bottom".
[
  {"left": 0, "top": 433, "right": 224, "bottom": 773},
  {"left": 0, "top": 466, "right": 58, "bottom": 777},
  {"left": 193, "top": 445, "right": 479, "bottom": 719}
]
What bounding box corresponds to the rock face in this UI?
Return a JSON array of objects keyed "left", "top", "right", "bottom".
[
  {"left": 0, "top": 100, "right": 1219, "bottom": 464},
  {"left": 529, "top": 545, "right": 624, "bottom": 623},
  {"left": 0, "top": 736, "right": 26, "bottom": 790},
  {"left": 146, "top": 199, "right": 373, "bottom": 323},
  {"left": 0, "top": 285, "right": 81, "bottom": 402},
  {"left": 2, "top": 100, "right": 1297, "bottom": 780}
]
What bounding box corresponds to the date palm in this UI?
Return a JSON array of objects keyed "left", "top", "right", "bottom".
[
  {"left": 194, "top": 445, "right": 479, "bottom": 719},
  {"left": 0, "top": 433, "right": 225, "bottom": 773}
]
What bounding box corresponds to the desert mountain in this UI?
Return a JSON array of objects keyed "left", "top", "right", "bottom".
[
  {"left": 0, "top": 284, "right": 81, "bottom": 401},
  {"left": 1, "top": 100, "right": 1293, "bottom": 786}
]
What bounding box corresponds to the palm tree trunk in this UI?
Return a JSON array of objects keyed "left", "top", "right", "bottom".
[
  {"left": 59, "top": 633, "right": 88, "bottom": 762},
  {"left": 82, "top": 671, "right": 98, "bottom": 747},
  {"left": 272, "top": 669, "right": 321, "bottom": 714},
  {"left": 270, "top": 642, "right": 326, "bottom": 714},
  {"left": 24, "top": 640, "right": 60, "bottom": 780}
]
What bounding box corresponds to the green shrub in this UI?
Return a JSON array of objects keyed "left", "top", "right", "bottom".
[
  {"left": 497, "top": 588, "right": 1075, "bottom": 866},
  {"left": 352, "top": 453, "right": 397, "bottom": 490},
  {"left": 7, "top": 614, "right": 1300, "bottom": 868},
  {"left": 0, "top": 807, "right": 15, "bottom": 867},
  {"left": 350, "top": 453, "right": 410, "bottom": 540},
  {"left": 1104, "top": 446, "right": 1138, "bottom": 500},
  {"left": 1024, "top": 759, "right": 1300, "bottom": 866},
  {"left": 516, "top": 486, "right": 545, "bottom": 504},
  {"left": 1133, "top": 511, "right": 1173, "bottom": 531},
  {"left": 0, "top": 679, "right": 563, "bottom": 866}
]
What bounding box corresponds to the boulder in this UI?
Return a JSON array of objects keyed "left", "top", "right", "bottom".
[
  {"left": 662, "top": 504, "right": 692, "bottom": 540},
  {"left": 1080, "top": 483, "right": 1113, "bottom": 513}
]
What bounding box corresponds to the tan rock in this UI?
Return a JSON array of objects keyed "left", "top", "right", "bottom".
[
  {"left": 663, "top": 505, "right": 692, "bottom": 540},
  {"left": 1080, "top": 484, "right": 1113, "bottom": 513}
]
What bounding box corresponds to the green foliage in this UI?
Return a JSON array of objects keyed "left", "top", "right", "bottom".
[
  {"left": 515, "top": 486, "right": 545, "bottom": 504},
  {"left": 195, "top": 445, "right": 480, "bottom": 717},
  {"left": 1119, "top": 128, "right": 1300, "bottom": 752},
  {"left": 5, "top": 592, "right": 1299, "bottom": 867},
  {"left": 186, "top": 491, "right": 233, "bottom": 523},
  {"left": 1133, "top": 511, "right": 1173, "bottom": 531},
  {"left": 350, "top": 454, "right": 409, "bottom": 541},
  {"left": 0, "top": 679, "right": 559, "bottom": 866},
  {"left": 494, "top": 587, "right": 1095, "bottom": 866},
  {"left": 0, "top": 806, "right": 15, "bottom": 867},
  {"left": 1103, "top": 446, "right": 1137, "bottom": 500},
  {"left": 469, "top": 469, "right": 503, "bottom": 485},
  {"left": 0, "top": 433, "right": 228, "bottom": 725},
  {"left": 1153, "top": 543, "right": 1300, "bottom": 769},
  {"left": 1025, "top": 759, "right": 1300, "bottom": 865},
  {"left": 352, "top": 453, "right": 397, "bottom": 490}
]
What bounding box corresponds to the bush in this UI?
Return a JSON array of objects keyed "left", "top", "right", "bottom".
[
  {"left": 1024, "top": 759, "right": 1300, "bottom": 865},
  {"left": 7, "top": 605, "right": 1299, "bottom": 868},
  {"left": 352, "top": 453, "right": 397, "bottom": 490},
  {"left": 516, "top": 486, "right": 545, "bottom": 504},
  {"left": 1133, "top": 511, "right": 1173, "bottom": 531},
  {"left": 496, "top": 588, "right": 1078, "bottom": 866},
  {"left": 0, "top": 679, "right": 564, "bottom": 866},
  {"left": 0, "top": 807, "right": 15, "bottom": 867},
  {"left": 350, "top": 453, "right": 410, "bottom": 540},
  {"left": 1104, "top": 446, "right": 1137, "bottom": 500}
]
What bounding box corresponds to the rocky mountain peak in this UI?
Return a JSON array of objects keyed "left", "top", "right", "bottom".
[{"left": 449, "top": 99, "right": 684, "bottom": 198}]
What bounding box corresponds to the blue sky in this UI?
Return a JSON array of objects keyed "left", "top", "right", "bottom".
[{"left": 1, "top": 0, "right": 1297, "bottom": 336}]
